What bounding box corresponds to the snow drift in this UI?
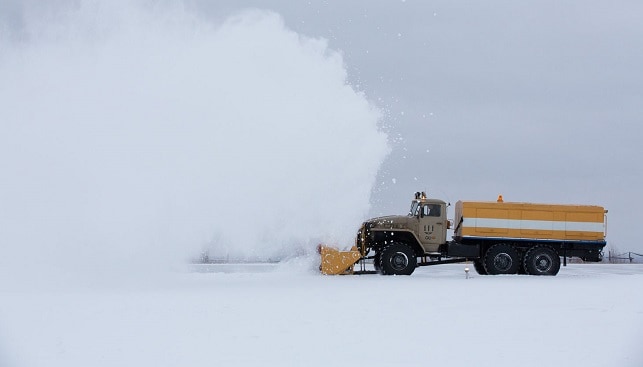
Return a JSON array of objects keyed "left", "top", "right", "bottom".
[{"left": 0, "top": 1, "right": 389, "bottom": 284}]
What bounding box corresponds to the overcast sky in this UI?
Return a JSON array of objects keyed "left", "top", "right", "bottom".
[
  {"left": 2, "top": 0, "right": 642, "bottom": 254},
  {"left": 192, "top": 0, "right": 643, "bottom": 253}
]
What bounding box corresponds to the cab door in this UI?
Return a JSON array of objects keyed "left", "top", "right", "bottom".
[{"left": 419, "top": 203, "right": 446, "bottom": 250}]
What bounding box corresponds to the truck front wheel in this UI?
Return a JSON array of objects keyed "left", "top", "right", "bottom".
[
  {"left": 380, "top": 243, "right": 417, "bottom": 275},
  {"left": 484, "top": 244, "right": 520, "bottom": 275},
  {"left": 524, "top": 246, "right": 560, "bottom": 276}
]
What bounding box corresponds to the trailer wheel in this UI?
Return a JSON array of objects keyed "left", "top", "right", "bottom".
[
  {"left": 524, "top": 246, "right": 560, "bottom": 276},
  {"left": 483, "top": 244, "right": 520, "bottom": 275},
  {"left": 380, "top": 243, "right": 417, "bottom": 275},
  {"left": 473, "top": 260, "right": 487, "bottom": 275}
]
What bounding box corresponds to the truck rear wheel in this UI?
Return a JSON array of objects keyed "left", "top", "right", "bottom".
[
  {"left": 484, "top": 244, "right": 520, "bottom": 275},
  {"left": 524, "top": 246, "right": 560, "bottom": 276},
  {"left": 380, "top": 243, "right": 417, "bottom": 275}
]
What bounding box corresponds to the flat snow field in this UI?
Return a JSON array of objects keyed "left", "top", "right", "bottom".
[{"left": 1, "top": 263, "right": 642, "bottom": 367}]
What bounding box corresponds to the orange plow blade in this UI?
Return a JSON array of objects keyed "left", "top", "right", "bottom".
[{"left": 318, "top": 245, "right": 362, "bottom": 275}]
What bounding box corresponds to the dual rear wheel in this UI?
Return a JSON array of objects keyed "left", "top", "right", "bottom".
[{"left": 482, "top": 244, "right": 560, "bottom": 276}]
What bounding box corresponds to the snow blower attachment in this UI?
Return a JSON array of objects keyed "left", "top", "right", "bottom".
[{"left": 318, "top": 245, "right": 362, "bottom": 275}]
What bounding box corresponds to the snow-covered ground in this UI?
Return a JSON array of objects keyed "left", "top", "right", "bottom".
[
  {"left": 1, "top": 263, "right": 641, "bottom": 367},
  {"left": 2, "top": 3, "right": 642, "bottom": 366}
]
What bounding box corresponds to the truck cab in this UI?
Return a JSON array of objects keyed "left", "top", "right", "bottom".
[
  {"left": 408, "top": 193, "right": 448, "bottom": 252},
  {"left": 356, "top": 192, "right": 448, "bottom": 261}
]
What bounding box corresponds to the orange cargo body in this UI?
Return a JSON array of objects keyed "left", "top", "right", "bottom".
[{"left": 454, "top": 201, "right": 607, "bottom": 242}]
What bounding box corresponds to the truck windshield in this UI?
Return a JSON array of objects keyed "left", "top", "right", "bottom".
[{"left": 409, "top": 201, "right": 419, "bottom": 216}]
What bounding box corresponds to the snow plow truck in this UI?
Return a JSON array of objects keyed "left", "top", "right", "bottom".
[{"left": 319, "top": 192, "right": 607, "bottom": 276}]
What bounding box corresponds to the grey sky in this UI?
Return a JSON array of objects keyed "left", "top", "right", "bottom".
[
  {"left": 189, "top": 0, "right": 643, "bottom": 252},
  {"left": 3, "top": 0, "right": 642, "bottom": 253}
]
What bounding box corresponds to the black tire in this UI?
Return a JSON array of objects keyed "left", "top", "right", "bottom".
[
  {"left": 524, "top": 246, "right": 560, "bottom": 276},
  {"left": 483, "top": 244, "right": 520, "bottom": 275},
  {"left": 380, "top": 243, "right": 417, "bottom": 275},
  {"left": 473, "top": 260, "right": 487, "bottom": 275}
]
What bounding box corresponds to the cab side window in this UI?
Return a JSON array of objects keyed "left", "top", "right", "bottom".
[{"left": 423, "top": 204, "right": 441, "bottom": 217}]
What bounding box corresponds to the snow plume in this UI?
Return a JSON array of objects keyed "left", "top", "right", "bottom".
[{"left": 0, "top": 1, "right": 389, "bottom": 285}]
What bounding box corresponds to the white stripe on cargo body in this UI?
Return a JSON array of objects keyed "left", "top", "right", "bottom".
[{"left": 462, "top": 218, "right": 604, "bottom": 233}]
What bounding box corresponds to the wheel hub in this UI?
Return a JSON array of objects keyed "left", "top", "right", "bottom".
[
  {"left": 534, "top": 254, "right": 553, "bottom": 272},
  {"left": 493, "top": 253, "right": 513, "bottom": 272},
  {"left": 390, "top": 252, "right": 409, "bottom": 270}
]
